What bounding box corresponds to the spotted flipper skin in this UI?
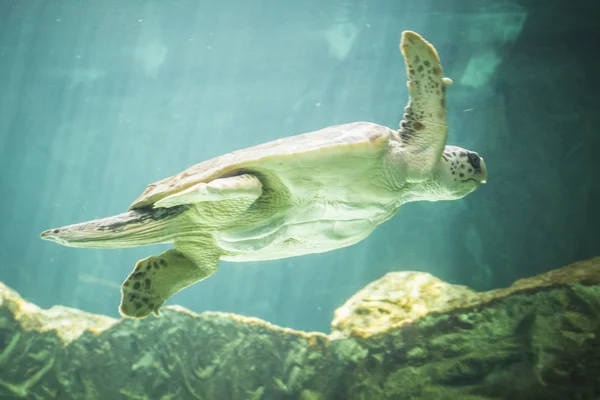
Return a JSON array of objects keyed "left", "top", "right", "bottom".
[
  {"left": 119, "top": 248, "right": 218, "bottom": 318},
  {"left": 399, "top": 31, "right": 453, "bottom": 181}
]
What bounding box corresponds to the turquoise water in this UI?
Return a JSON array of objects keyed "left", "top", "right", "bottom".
[{"left": 0, "top": 0, "right": 597, "bottom": 332}]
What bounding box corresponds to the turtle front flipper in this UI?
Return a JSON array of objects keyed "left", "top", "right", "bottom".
[
  {"left": 119, "top": 241, "right": 220, "bottom": 318},
  {"left": 398, "top": 31, "right": 452, "bottom": 182},
  {"left": 153, "top": 174, "right": 262, "bottom": 209}
]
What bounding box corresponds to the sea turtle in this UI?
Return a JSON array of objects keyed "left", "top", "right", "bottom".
[{"left": 41, "top": 31, "right": 487, "bottom": 319}]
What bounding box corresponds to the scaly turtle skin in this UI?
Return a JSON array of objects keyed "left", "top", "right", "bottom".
[{"left": 41, "top": 31, "right": 487, "bottom": 318}]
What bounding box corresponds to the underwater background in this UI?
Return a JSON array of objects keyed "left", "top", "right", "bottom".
[{"left": 0, "top": 0, "right": 597, "bottom": 333}]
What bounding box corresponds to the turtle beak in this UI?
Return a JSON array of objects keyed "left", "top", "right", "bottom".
[
  {"left": 467, "top": 152, "right": 487, "bottom": 184},
  {"left": 477, "top": 157, "right": 487, "bottom": 184}
]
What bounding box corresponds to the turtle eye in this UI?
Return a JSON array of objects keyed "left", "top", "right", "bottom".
[{"left": 467, "top": 152, "right": 481, "bottom": 170}]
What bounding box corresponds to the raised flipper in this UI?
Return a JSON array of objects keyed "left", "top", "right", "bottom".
[
  {"left": 153, "top": 174, "right": 263, "bottom": 209},
  {"left": 398, "top": 31, "right": 453, "bottom": 182},
  {"left": 119, "top": 239, "right": 220, "bottom": 318}
]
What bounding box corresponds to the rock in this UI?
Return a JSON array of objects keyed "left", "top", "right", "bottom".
[
  {"left": 330, "top": 270, "right": 480, "bottom": 339},
  {"left": 331, "top": 256, "right": 600, "bottom": 339},
  {"left": 0, "top": 284, "right": 334, "bottom": 400},
  {"left": 332, "top": 257, "right": 600, "bottom": 400},
  {"left": 1, "top": 257, "right": 600, "bottom": 399}
]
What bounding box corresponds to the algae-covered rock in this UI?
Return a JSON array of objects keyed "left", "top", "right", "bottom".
[
  {"left": 0, "top": 287, "right": 336, "bottom": 400},
  {"left": 332, "top": 257, "right": 600, "bottom": 400},
  {"left": 330, "top": 270, "right": 480, "bottom": 339},
  {"left": 332, "top": 257, "right": 600, "bottom": 339},
  {"left": 1, "top": 257, "right": 600, "bottom": 399}
]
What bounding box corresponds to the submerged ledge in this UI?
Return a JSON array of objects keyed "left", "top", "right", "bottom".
[{"left": 1, "top": 257, "right": 599, "bottom": 400}]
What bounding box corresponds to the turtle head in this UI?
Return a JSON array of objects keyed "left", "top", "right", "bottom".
[{"left": 432, "top": 145, "right": 487, "bottom": 200}]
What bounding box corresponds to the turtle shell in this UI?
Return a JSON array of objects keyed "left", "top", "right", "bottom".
[{"left": 129, "top": 121, "right": 393, "bottom": 209}]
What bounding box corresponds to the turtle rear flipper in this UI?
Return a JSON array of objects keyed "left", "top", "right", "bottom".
[{"left": 119, "top": 241, "right": 220, "bottom": 318}]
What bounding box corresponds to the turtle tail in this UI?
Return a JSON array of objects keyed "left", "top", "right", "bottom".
[{"left": 40, "top": 205, "right": 189, "bottom": 248}]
